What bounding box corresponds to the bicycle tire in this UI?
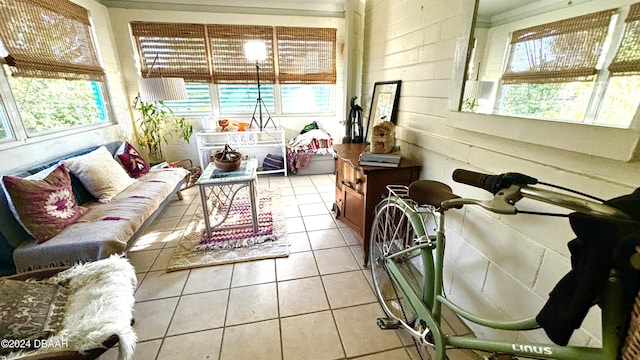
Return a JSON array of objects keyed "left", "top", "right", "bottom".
[{"left": 370, "top": 199, "right": 431, "bottom": 359}]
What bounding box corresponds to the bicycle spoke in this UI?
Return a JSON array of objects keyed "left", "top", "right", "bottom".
[{"left": 370, "top": 200, "right": 431, "bottom": 360}]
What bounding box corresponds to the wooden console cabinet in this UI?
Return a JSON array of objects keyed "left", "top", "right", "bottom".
[{"left": 333, "top": 143, "right": 421, "bottom": 266}]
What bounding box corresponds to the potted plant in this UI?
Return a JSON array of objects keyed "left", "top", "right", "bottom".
[{"left": 135, "top": 100, "right": 193, "bottom": 164}]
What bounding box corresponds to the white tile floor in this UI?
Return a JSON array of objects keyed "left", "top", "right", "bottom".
[{"left": 99, "top": 173, "right": 480, "bottom": 360}]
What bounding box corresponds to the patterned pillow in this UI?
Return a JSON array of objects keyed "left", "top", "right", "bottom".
[
  {"left": 117, "top": 141, "right": 150, "bottom": 178},
  {"left": 263, "top": 154, "right": 284, "bottom": 170},
  {"left": 61, "top": 146, "right": 135, "bottom": 203},
  {"left": 1, "top": 164, "right": 87, "bottom": 243},
  {"left": 0, "top": 278, "right": 68, "bottom": 354}
]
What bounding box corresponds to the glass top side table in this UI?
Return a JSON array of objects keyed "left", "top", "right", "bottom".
[{"left": 196, "top": 158, "right": 259, "bottom": 238}]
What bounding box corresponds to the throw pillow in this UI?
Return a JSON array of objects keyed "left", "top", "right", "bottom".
[
  {"left": 0, "top": 278, "right": 68, "bottom": 354},
  {"left": 1, "top": 164, "right": 87, "bottom": 243},
  {"left": 61, "top": 146, "right": 135, "bottom": 203},
  {"left": 116, "top": 141, "right": 150, "bottom": 179},
  {"left": 263, "top": 154, "right": 284, "bottom": 170}
]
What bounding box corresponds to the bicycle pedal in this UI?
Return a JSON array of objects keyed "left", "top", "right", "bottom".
[{"left": 377, "top": 317, "right": 400, "bottom": 329}]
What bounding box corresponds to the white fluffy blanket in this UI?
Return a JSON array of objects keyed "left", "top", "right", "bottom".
[{"left": 7, "top": 255, "right": 137, "bottom": 360}]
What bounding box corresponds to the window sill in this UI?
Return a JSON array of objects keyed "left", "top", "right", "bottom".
[
  {"left": 0, "top": 122, "right": 117, "bottom": 152},
  {"left": 448, "top": 111, "right": 640, "bottom": 162}
]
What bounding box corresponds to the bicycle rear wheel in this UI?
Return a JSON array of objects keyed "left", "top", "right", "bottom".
[{"left": 370, "top": 199, "right": 431, "bottom": 357}]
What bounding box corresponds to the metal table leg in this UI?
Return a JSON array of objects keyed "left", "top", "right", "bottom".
[
  {"left": 198, "top": 183, "right": 213, "bottom": 239},
  {"left": 249, "top": 179, "right": 259, "bottom": 233}
]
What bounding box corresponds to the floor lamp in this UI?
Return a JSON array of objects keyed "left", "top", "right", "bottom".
[{"left": 244, "top": 41, "right": 275, "bottom": 131}]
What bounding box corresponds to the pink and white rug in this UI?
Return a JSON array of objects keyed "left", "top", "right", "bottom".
[{"left": 167, "top": 189, "right": 288, "bottom": 271}]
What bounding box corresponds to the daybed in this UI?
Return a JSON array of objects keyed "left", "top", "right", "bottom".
[
  {"left": 0, "top": 141, "right": 187, "bottom": 274},
  {"left": 287, "top": 128, "right": 335, "bottom": 175}
]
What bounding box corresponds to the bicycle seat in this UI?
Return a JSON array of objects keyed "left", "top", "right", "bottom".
[{"left": 408, "top": 180, "right": 461, "bottom": 208}]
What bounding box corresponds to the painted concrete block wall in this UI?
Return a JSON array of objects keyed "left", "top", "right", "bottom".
[
  {"left": 362, "top": 0, "right": 639, "bottom": 346},
  {"left": 0, "top": 0, "right": 129, "bottom": 174},
  {"left": 107, "top": 8, "right": 345, "bottom": 163}
]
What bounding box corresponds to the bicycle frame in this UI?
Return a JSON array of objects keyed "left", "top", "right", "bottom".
[{"left": 379, "top": 191, "right": 632, "bottom": 360}]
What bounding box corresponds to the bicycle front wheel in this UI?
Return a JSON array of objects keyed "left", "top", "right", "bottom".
[{"left": 370, "top": 198, "right": 428, "bottom": 328}]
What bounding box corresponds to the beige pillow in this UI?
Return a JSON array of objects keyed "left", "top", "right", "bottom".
[{"left": 62, "top": 146, "right": 135, "bottom": 203}]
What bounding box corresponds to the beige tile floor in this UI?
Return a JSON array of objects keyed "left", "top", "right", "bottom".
[{"left": 99, "top": 173, "right": 482, "bottom": 360}]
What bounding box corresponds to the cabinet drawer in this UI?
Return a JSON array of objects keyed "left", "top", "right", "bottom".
[
  {"left": 335, "top": 158, "right": 344, "bottom": 191},
  {"left": 342, "top": 166, "right": 366, "bottom": 195},
  {"left": 342, "top": 186, "right": 365, "bottom": 241}
]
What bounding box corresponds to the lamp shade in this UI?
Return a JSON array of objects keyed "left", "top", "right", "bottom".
[
  {"left": 139, "top": 77, "right": 188, "bottom": 102},
  {"left": 463, "top": 80, "right": 495, "bottom": 100},
  {"left": 244, "top": 40, "right": 266, "bottom": 62}
]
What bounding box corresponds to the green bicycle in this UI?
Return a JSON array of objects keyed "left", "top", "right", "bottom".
[{"left": 370, "top": 169, "right": 640, "bottom": 360}]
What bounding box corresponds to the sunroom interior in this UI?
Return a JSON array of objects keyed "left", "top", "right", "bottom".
[{"left": 1, "top": 0, "right": 640, "bottom": 359}]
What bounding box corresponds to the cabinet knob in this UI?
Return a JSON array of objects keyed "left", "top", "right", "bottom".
[{"left": 355, "top": 178, "right": 363, "bottom": 184}]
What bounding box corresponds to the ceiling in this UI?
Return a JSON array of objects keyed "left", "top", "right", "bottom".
[
  {"left": 99, "top": 0, "right": 348, "bottom": 17},
  {"left": 477, "top": 0, "right": 539, "bottom": 18},
  {"left": 475, "top": 0, "right": 593, "bottom": 27}
]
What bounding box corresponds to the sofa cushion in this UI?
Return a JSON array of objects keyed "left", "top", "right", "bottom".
[
  {"left": 116, "top": 141, "right": 150, "bottom": 179},
  {"left": 1, "top": 164, "right": 87, "bottom": 243},
  {"left": 0, "top": 278, "right": 68, "bottom": 353},
  {"left": 62, "top": 146, "right": 135, "bottom": 203}
]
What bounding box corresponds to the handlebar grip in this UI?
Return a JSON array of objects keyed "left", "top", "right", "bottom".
[
  {"left": 452, "top": 169, "right": 489, "bottom": 189},
  {"left": 452, "top": 169, "right": 538, "bottom": 195}
]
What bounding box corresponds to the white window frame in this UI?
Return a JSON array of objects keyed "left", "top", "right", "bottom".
[{"left": 0, "top": 66, "right": 114, "bottom": 149}]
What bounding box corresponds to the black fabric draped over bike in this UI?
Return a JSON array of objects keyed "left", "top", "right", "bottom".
[{"left": 537, "top": 188, "right": 640, "bottom": 345}]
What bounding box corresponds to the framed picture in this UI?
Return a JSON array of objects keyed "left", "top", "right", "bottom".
[{"left": 365, "top": 80, "right": 401, "bottom": 142}]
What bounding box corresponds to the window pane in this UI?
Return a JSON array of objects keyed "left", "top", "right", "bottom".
[
  {"left": 218, "top": 84, "right": 274, "bottom": 114},
  {"left": 596, "top": 75, "right": 640, "bottom": 127},
  {"left": 497, "top": 82, "right": 593, "bottom": 121},
  {"left": 5, "top": 70, "right": 108, "bottom": 135},
  {"left": 163, "top": 82, "right": 212, "bottom": 116},
  {"left": 281, "top": 84, "right": 332, "bottom": 113},
  {"left": 0, "top": 99, "right": 11, "bottom": 139}
]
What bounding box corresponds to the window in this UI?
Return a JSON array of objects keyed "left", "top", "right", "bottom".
[
  {"left": 218, "top": 84, "right": 275, "bottom": 114},
  {"left": 163, "top": 82, "right": 212, "bottom": 116},
  {"left": 281, "top": 85, "right": 332, "bottom": 113},
  {"left": 0, "top": 0, "right": 111, "bottom": 137},
  {"left": 5, "top": 71, "right": 109, "bottom": 134},
  {"left": 0, "top": 98, "right": 11, "bottom": 140},
  {"left": 493, "top": 4, "right": 640, "bottom": 128},
  {"left": 131, "top": 22, "right": 336, "bottom": 117}
]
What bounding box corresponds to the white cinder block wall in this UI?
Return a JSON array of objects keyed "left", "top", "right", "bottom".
[{"left": 362, "top": 0, "right": 640, "bottom": 347}]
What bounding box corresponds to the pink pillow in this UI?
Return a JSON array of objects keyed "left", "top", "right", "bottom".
[
  {"left": 117, "top": 142, "right": 150, "bottom": 178},
  {"left": 1, "top": 164, "right": 87, "bottom": 243}
]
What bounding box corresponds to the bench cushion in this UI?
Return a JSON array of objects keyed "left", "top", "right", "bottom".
[{"left": 13, "top": 168, "right": 187, "bottom": 273}]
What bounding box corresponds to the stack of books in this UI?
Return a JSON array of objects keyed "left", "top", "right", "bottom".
[{"left": 358, "top": 146, "right": 401, "bottom": 167}]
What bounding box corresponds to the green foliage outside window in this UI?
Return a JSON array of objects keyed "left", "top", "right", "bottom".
[
  {"left": 6, "top": 74, "right": 106, "bottom": 134},
  {"left": 498, "top": 83, "right": 591, "bottom": 121}
]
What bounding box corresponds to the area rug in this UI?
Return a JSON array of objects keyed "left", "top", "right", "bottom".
[{"left": 167, "top": 188, "right": 288, "bottom": 271}]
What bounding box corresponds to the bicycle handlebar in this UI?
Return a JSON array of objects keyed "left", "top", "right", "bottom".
[{"left": 450, "top": 168, "right": 630, "bottom": 220}]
